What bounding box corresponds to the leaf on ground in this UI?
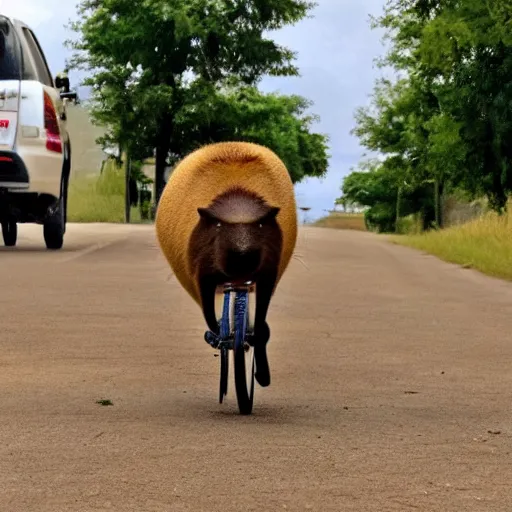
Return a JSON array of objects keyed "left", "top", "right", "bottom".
[{"left": 96, "top": 399, "right": 114, "bottom": 406}]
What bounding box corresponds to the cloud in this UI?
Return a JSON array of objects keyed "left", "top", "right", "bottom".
[
  {"left": 1, "top": 0, "right": 82, "bottom": 85},
  {"left": 0, "top": 0, "right": 54, "bottom": 28}
]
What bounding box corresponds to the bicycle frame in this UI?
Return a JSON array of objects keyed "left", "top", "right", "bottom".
[{"left": 204, "top": 281, "right": 255, "bottom": 348}]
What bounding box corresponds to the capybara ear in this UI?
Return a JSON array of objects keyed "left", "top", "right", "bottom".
[
  {"left": 197, "top": 207, "right": 217, "bottom": 222},
  {"left": 258, "top": 206, "right": 280, "bottom": 223},
  {"left": 267, "top": 207, "right": 280, "bottom": 219}
]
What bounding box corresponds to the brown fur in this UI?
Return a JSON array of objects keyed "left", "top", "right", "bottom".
[
  {"left": 155, "top": 141, "right": 298, "bottom": 309},
  {"left": 189, "top": 187, "right": 283, "bottom": 283},
  {"left": 200, "top": 186, "right": 272, "bottom": 224}
]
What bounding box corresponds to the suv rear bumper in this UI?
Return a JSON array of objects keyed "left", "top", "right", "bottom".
[
  {"left": 0, "top": 152, "right": 29, "bottom": 188},
  {"left": 0, "top": 146, "right": 62, "bottom": 198},
  {"left": 0, "top": 189, "right": 60, "bottom": 223}
]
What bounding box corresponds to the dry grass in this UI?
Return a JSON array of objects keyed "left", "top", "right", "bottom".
[
  {"left": 391, "top": 207, "right": 512, "bottom": 281},
  {"left": 313, "top": 212, "right": 367, "bottom": 231}
]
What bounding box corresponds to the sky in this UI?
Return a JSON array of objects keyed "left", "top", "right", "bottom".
[{"left": 0, "top": 0, "right": 388, "bottom": 221}]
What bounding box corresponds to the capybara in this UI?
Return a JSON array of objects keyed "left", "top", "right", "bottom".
[{"left": 155, "top": 141, "right": 297, "bottom": 386}]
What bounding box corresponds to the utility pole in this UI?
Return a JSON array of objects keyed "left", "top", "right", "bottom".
[{"left": 299, "top": 206, "right": 311, "bottom": 225}]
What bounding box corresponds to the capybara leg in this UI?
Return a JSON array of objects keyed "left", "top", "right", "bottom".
[
  {"left": 253, "top": 321, "right": 271, "bottom": 387},
  {"left": 252, "top": 274, "right": 277, "bottom": 387},
  {"left": 199, "top": 276, "right": 220, "bottom": 334}
]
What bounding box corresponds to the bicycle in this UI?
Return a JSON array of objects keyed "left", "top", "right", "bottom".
[{"left": 204, "top": 281, "right": 256, "bottom": 415}]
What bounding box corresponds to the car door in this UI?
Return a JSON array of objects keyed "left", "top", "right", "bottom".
[{"left": 0, "top": 16, "right": 21, "bottom": 151}]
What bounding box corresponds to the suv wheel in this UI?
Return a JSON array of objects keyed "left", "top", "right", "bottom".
[
  {"left": 44, "top": 179, "right": 67, "bottom": 250},
  {"left": 2, "top": 221, "right": 17, "bottom": 247}
]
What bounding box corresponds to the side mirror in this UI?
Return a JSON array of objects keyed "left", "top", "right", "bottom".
[
  {"left": 55, "top": 74, "right": 70, "bottom": 93},
  {"left": 60, "top": 91, "right": 77, "bottom": 100}
]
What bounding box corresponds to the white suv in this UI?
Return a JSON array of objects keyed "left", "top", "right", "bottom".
[{"left": 0, "top": 15, "right": 72, "bottom": 249}]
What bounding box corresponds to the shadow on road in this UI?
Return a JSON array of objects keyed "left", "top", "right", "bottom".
[{"left": 0, "top": 245, "right": 88, "bottom": 253}]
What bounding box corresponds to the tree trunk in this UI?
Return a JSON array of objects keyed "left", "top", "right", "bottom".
[
  {"left": 437, "top": 180, "right": 444, "bottom": 229},
  {"left": 434, "top": 179, "right": 440, "bottom": 229},
  {"left": 154, "top": 145, "right": 167, "bottom": 206},
  {"left": 154, "top": 118, "right": 173, "bottom": 207},
  {"left": 395, "top": 186, "right": 402, "bottom": 233},
  {"left": 125, "top": 155, "right": 131, "bottom": 223}
]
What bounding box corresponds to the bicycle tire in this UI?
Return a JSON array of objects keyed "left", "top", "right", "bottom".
[
  {"left": 218, "top": 290, "right": 231, "bottom": 404},
  {"left": 233, "top": 290, "right": 255, "bottom": 415},
  {"left": 219, "top": 346, "right": 229, "bottom": 403}
]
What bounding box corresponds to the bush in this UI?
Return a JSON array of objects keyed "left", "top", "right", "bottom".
[
  {"left": 364, "top": 203, "right": 396, "bottom": 233},
  {"left": 395, "top": 214, "right": 422, "bottom": 235}
]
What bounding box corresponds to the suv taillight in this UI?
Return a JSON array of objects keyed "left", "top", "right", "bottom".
[{"left": 43, "top": 91, "right": 62, "bottom": 153}]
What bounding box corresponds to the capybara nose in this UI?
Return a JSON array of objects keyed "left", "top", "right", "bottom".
[{"left": 225, "top": 248, "right": 261, "bottom": 277}]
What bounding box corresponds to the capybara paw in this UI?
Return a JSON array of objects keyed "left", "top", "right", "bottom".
[{"left": 254, "top": 344, "right": 271, "bottom": 387}]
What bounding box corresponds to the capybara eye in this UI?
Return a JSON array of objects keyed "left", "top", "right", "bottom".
[
  {"left": 216, "top": 222, "right": 222, "bottom": 228},
  {"left": 259, "top": 223, "right": 263, "bottom": 228}
]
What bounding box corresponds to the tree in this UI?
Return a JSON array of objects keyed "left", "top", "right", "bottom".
[
  {"left": 167, "top": 81, "right": 329, "bottom": 183},
  {"left": 350, "top": 75, "right": 444, "bottom": 228},
  {"left": 345, "top": 0, "right": 512, "bottom": 237},
  {"left": 67, "top": 0, "right": 322, "bottom": 204},
  {"left": 372, "top": 0, "right": 512, "bottom": 213},
  {"left": 340, "top": 158, "right": 436, "bottom": 233}
]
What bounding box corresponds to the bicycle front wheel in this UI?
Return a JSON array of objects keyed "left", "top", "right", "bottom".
[
  {"left": 233, "top": 290, "right": 255, "bottom": 415},
  {"left": 219, "top": 345, "right": 229, "bottom": 404},
  {"left": 218, "top": 289, "right": 231, "bottom": 404}
]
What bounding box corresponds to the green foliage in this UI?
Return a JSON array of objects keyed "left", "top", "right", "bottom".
[
  {"left": 66, "top": 0, "right": 328, "bottom": 204},
  {"left": 168, "top": 81, "right": 329, "bottom": 182},
  {"left": 341, "top": 0, "right": 512, "bottom": 232},
  {"left": 342, "top": 163, "right": 399, "bottom": 233},
  {"left": 341, "top": 159, "right": 437, "bottom": 233},
  {"left": 364, "top": 203, "right": 396, "bottom": 233}
]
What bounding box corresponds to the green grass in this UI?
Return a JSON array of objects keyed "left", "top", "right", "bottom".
[
  {"left": 390, "top": 207, "right": 512, "bottom": 281},
  {"left": 68, "top": 160, "right": 146, "bottom": 223},
  {"left": 313, "top": 212, "right": 367, "bottom": 231}
]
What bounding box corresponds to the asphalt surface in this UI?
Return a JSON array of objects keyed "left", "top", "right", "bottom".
[{"left": 1, "top": 223, "right": 512, "bottom": 511}]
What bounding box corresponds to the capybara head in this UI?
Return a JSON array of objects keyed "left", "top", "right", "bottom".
[{"left": 190, "top": 186, "right": 283, "bottom": 282}]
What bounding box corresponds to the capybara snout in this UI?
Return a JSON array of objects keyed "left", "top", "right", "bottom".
[{"left": 224, "top": 247, "right": 261, "bottom": 279}]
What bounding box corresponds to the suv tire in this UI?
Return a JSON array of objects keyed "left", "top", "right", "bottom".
[
  {"left": 2, "top": 221, "right": 17, "bottom": 247},
  {"left": 43, "top": 203, "right": 64, "bottom": 250},
  {"left": 44, "top": 177, "right": 68, "bottom": 250}
]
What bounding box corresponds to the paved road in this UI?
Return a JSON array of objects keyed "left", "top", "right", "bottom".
[{"left": 1, "top": 224, "right": 512, "bottom": 511}]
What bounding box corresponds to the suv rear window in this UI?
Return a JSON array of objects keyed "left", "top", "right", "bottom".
[{"left": 0, "top": 17, "right": 21, "bottom": 80}]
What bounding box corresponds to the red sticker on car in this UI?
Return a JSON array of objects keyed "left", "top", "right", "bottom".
[{"left": 0, "top": 120, "right": 9, "bottom": 129}]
